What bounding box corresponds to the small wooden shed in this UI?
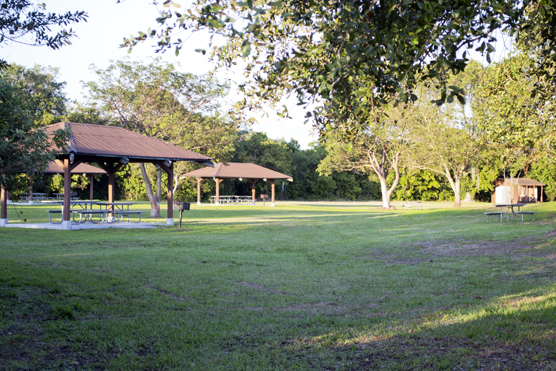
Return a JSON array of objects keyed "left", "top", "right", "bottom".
[{"left": 491, "top": 178, "right": 545, "bottom": 203}]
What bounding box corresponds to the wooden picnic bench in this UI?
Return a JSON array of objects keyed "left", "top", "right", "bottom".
[
  {"left": 516, "top": 211, "right": 535, "bottom": 222},
  {"left": 113, "top": 210, "right": 143, "bottom": 223},
  {"left": 45, "top": 210, "right": 63, "bottom": 224},
  {"left": 402, "top": 201, "right": 427, "bottom": 210},
  {"left": 72, "top": 210, "right": 107, "bottom": 224},
  {"left": 484, "top": 211, "right": 506, "bottom": 222}
]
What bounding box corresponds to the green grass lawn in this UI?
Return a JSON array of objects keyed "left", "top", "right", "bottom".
[{"left": 1, "top": 201, "right": 556, "bottom": 370}]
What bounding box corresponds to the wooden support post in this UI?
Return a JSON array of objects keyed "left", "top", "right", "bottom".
[
  {"left": 63, "top": 158, "right": 71, "bottom": 230},
  {"left": 108, "top": 170, "right": 115, "bottom": 217},
  {"left": 270, "top": 180, "right": 275, "bottom": 206},
  {"left": 178, "top": 209, "right": 183, "bottom": 229},
  {"left": 249, "top": 179, "right": 257, "bottom": 205},
  {"left": 1, "top": 186, "right": 8, "bottom": 226},
  {"left": 215, "top": 178, "right": 223, "bottom": 205},
  {"left": 89, "top": 175, "right": 94, "bottom": 201},
  {"left": 541, "top": 186, "right": 544, "bottom": 203},
  {"left": 156, "top": 161, "right": 174, "bottom": 225},
  {"left": 167, "top": 163, "right": 174, "bottom": 225},
  {"left": 28, "top": 174, "right": 34, "bottom": 203},
  {"left": 197, "top": 177, "right": 204, "bottom": 205}
]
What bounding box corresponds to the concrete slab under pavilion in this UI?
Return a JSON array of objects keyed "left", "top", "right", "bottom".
[
  {"left": 180, "top": 162, "right": 293, "bottom": 206},
  {"left": 3, "top": 222, "right": 165, "bottom": 230},
  {"left": 1, "top": 122, "right": 213, "bottom": 230}
]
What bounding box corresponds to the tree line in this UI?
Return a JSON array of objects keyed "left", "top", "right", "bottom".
[
  {"left": 3, "top": 52, "right": 556, "bottom": 207},
  {"left": 2, "top": 1, "right": 556, "bottom": 212}
]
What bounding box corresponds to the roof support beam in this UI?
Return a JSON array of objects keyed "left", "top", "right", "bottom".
[
  {"left": 270, "top": 180, "right": 275, "bottom": 207},
  {"left": 214, "top": 177, "right": 224, "bottom": 205},
  {"left": 1, "top": 186, "right": 8, "bottom": 226},
  {"left": 196, "top": 177, "right": 204, "bottom": 205},
  {"left": 154, "top": 160, "right": 174, "bottom": 225},
  {"left": 62, "top": 158, "right": 72, "bottom": 230},
  {"left": 248, "top": 179, "right": 257, "bottom": 205}
]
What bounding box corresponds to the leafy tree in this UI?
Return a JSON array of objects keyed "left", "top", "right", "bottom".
[
  {"left": 474, "top": 53, "right": 551, "bottom": 169},
  {"left": 0, "top": 1, "right": 84, "bottom": 192},
  {"left": 393, "top": 169, "right": 446, "bottom": 201},
  {"left": 1, "top": 64, "right": 68, "bottom": 126},
  {"left": 1, "top": 0, "right": 87, "bottom": 67},
  {"left": 529, "top": 159, "right": 556, "bottom": 202},
  {"left": 169, "top": 111, "right": 239, "bottom": 196},
  {"left": 231, "top": 131, "right": 292, "bottom": 197},
  {"left": 317, "top": 99, "right": 413, "bottom": 208},
  {"left": 84, "top": 58, "right": 239, "bottom": 216},
  {"left": 0, "top": 77, "right": 69, "bottom": 190},
  {"left": 125, "top": 0, "right": 554, "bottom": 139},
  {"left": 234, "top": 131, "right": 292, "bottom": 173},
  {"left": 406, "top": 62, "right": 490, "bottom": 207},
  {"left": 62, "top": 102, "right": 109, "bottom": 126}
]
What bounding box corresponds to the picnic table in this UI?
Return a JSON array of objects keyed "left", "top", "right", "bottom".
[
  {"left": 96, "top": 202, "right": 143, "bottom": 223},
  {"left": 21, "top": 192, "right": 48, "bottom": 202},
  {"left": 210, "top": 196, "right": 254, "bottom": 205},
  {"left": 44, "top": 200, "right": 106, "bottom": 224},
  {"left": 486, "top": 203, "right": 534, "bottom": 222},
  {"left": 402, "top": 201, "right": 426, "bottom": 210}
]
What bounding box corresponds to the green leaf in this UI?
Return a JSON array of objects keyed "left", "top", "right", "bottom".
[{"left": 241, "top": 40, "right": 251, "bottom": 57}]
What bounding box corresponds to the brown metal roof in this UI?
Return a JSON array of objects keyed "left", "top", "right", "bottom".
[
  {"left": 44, "top": 161, "right": 106, "bottom": 175},
  {"left": 45, "top": 122, "right": 212, "bottom": 162},
  {"left": 180, "top": 162, "right": 293, "bottom": 180},
  {"left": 505, "top": 178, "right": 546, "bottom": 186}
]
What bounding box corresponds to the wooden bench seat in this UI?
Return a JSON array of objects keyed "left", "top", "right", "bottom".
[
  {"left": 45, "top": 210, "right": 62, "bottom": 224},
  {"left": 484, "top": 211, "right": 506, "bottom": 222},
  {"left": 516, "top": 211, "right": 535, "bottom": 222},
  {"left": 72, "top": 210, "right": 107, "bottom": 224},
  {"left": 113, "top": 210, "right": 143, "bottom": 223}
]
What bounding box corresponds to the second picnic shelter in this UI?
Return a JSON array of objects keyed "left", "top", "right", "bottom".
[{"left": 180, "top": 162, "right": 293, "bottom": 206}]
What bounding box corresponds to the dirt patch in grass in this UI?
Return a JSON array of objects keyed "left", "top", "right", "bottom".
[
  {"left": 145, "top": 284, "right": 189, "bottom": 302},
  {"left": 274, "top": 336, "right": 556, "bottom": 370},
  {"left": 350, "top": 337, "right": 556, "bottom": 370},
  {"left": 413, "top": 232, "right": 556, "bottom": 259},
  {"left": 231, "top": 280, "right": 289, "bottom": 295},
  {"left": 0, "top": 285, "right": 119, "bottom": 370}
]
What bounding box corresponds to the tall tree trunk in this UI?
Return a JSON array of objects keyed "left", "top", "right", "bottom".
[
  {"left": 378, "top": 176, "right": 391, "bottom": 208},
  {"left": 454, "top": 175, "right": 462, "bottom": 207},
  {"left": 156, "top": 167, "right": 162, "bottom": 206},
  {"left": 140, "top": 163, "right": 161, "bottom": 217},
  {"left": 173, "top": 174, "right": 179, "bottom": 195},
  {"left": 444, "top": 165, "right": 462, "bottom": 208}
]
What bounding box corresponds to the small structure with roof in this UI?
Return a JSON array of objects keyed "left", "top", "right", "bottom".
[
  {"left": 45, "top": 161, "right": 106, "bottom": 201},
  {"left": 1, "top": 122, "right": 212, "bottom": 229},
  {"left": 22, "top": 162, "right": 106, "bottom": 203},
  {"left": 491, "top": 177, "right": 546, "bottom": 203},
  {"left": 180, "top": 162, "right": 293, "bottom": 206}
]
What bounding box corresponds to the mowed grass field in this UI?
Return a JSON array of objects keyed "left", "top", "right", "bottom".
[{"left": 1, "top": 201, "right": 556, "bottom": 370}]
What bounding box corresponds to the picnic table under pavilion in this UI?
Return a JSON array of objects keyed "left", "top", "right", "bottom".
[
  {"left": 1, "top": 122, "right": 213, "bottom": 230},
  {"left": 180, "top": 162, "right": 293, "bottom": 206}
]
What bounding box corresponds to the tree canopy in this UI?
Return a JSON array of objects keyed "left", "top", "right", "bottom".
[
  {"left": 0, "top": 0, "right": 87, "bottom": 67},
  {"left": 84, "top": 58, "right": 242, "bottom": 216},
  {"left": 0, "top": 76, "right": 69, "bottom": 189},
  {"left": 124, "top": 0, "right": 555, "bottom": 137}
]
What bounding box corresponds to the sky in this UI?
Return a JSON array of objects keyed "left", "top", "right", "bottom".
[{"left": 3, "top": 0, "right": 318, "bottom": 148}]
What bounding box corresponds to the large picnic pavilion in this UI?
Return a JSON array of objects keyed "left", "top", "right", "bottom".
[
  {"left": 0, "top": 122, "right": 213, "bottom": 230},
  {"left": 180, "top": 162, "right": 293, "bottom": 206}
]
